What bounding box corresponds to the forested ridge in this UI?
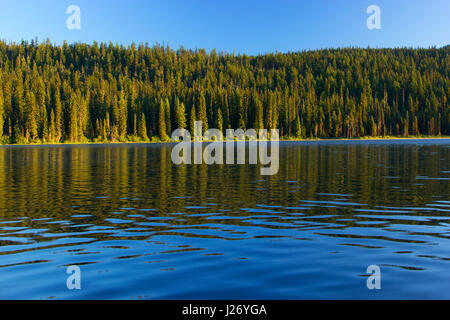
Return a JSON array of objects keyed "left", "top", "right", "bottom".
[{"left": 0, "top": 40, "right": 448, "bottom": 144}]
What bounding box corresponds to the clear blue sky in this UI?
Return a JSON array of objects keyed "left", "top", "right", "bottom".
[{"left": 0, "top": 0, "right": 448, "bottom": 54}]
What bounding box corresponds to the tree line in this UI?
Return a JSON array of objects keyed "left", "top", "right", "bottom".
[{"left": 0, "top": 39, "right": 448, "bottom": 144}]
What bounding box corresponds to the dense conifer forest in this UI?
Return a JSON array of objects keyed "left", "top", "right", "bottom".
[{"left": 0, "top": 40, "right": 448, "bottom": 144}]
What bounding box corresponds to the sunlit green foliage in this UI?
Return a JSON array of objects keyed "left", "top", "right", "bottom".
[{"left": 0, "top": 40, "right": 448, "bottom": 144}]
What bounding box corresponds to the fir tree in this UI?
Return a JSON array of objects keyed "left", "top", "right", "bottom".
[
  {"left": 189, "top": 106, "right": 196, "bottom": 136},
  {"left": 216, "top": 108, "right": 223, "bottom": 134},
  {"left": 175, "top": 100, "right": 186, "bottom": 129},
  {"left": 139, "top": 113, "right": 148, "bottom": 140},
  {"left": 158, "top": 98, "right": 167, "bottom": 140},
  {"left": 294, "top": 115, "right": 302, "bottom": 138},
  {"left": 198, "top": 93, "right": 208, "bottom": 133},
  {"left": 0, "top": 88, "right": 4, "bottom": 137},
  {"left": 49, "top": 109, "right": 56, "bottom": 142}
]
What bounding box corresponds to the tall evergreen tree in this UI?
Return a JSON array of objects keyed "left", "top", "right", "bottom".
[
  {"left": 54, "top": 88, "right": 63, "bottom": 142},
  {"left": 198, "top": 93, "right": 208, "bottom": 133},
  {"left": 49, "top": 109, "right": 56, "bottom": 142},
  {"left": 138, "top": 113, "right": 148, "bottom": 140},
  {"left": 216, "top": 108, "right": 223, "bottom": 135},
  {"left": 158, "top": 98, "right": 167, "bottom": 140},
  {"left": 164, "top": 98, "right": 171, "bottom": 134},
  {"left": 175, "top": 100, "right": 186, "bottom": 129},
  {"left": 294, "top": 115, "right": 302, "bottom": 138},
  {"left": 189, "top": 106, "right": 196, "bottom": 135},
  {"left": 0, "top": 88, "right": 4, "bottom": 137},
  {"left": 118, "top": 90, "right": 128, "bottom": 138}
]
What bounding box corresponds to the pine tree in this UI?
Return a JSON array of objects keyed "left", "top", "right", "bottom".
[
  {"left": 54, "top": 88, "right": 62, "bottom": 142},
  {"left": 412, "top": 116, "right": 419, "bottom": 135},
  {"left": 294, "top": 115, "right": 302, "bottom": 138},
  {"left": 0, "top": 88, "right": 4, "bottom": 137},
  {"left": 254, "top": 97, "right": 263, "bottom": 130},
  {"left": 104, "top": 112, "right": 110, "bottom": 140},
  {"left": 370, "top": 116, "right": 377, "bottom": 137},
  {"left": 138, "top": 113, "right": 148, "bottom": 140},
  {"left": 265, "top": 92, "right": 273, "bottom": 129},
  {"left": 272, "top": 95, "right": 278, "bottom": 130},
  {"left": 69, "top": 92, "right": 78, "bottom": 142},
  {"left": 118, "top": 90, "right": 127, "bottom": 138},
  {"left": 216, "top": 108, "right": 223, "bottom": 134},
  {"left": 175, "top": 100, "right": 186, "bottom": 129},
  {"left": 12, "top": 70, "right": 24, "bottom": 138},
  {"left": 198, "top": 93, "right": 208, "bottom": 133},
  {"left": 49, "top": 109, "right": 56, "bottom": 142},
  {"left": 189, "top": 106, "right": 196, "bottom": 136},
  {"left": 165, "top": 98, "right": 171, "bottom": 134},
  {"left": 158, "top": 98, "right": 167, "bottom": 140},
  {"left": 403, "top": 111, "right": 409, "bottom": 136},
  {"left": 24, "top": 91, "right": 38, "bottom": 140}
]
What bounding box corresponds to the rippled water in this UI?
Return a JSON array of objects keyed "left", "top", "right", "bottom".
[{"left": 0, "top": 139, "right": 449, "bottom": 299}]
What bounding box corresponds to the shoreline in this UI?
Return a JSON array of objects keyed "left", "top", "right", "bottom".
[{"left": 1, "top": 136, "right": 449, "bottom": 147}]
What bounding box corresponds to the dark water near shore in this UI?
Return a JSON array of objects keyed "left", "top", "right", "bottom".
[{"left": 0, "top": 139, "right": 449, "bottom": 299}]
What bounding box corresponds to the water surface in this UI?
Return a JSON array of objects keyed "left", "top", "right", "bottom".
[{"left": 0, "top": 139, "right": 449, "bottom": 299}]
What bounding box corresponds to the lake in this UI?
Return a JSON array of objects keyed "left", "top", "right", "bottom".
[{"left": 0, "top": 139, "right": 449, "bottom": 299}]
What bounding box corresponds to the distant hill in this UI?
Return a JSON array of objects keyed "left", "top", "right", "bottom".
[{"left": 0, "top": 41, "right": 448, "bottom": 143}]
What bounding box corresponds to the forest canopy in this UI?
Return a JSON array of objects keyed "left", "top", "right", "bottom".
[{"left": 0, "top": 40, "right": 448, "bottom": 144}]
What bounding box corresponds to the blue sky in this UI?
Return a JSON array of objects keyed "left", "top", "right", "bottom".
[{"left": 0, "top": 0, "right": 448, "bottom": 54}]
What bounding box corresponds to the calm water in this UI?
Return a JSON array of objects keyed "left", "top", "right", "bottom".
[{"left": 0, "top": 139, "right": 449, "bottom": 299}]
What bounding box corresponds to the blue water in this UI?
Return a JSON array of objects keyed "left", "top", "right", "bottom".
[{"left": 0, "top": 139, "right": 449, "bottom": 299}]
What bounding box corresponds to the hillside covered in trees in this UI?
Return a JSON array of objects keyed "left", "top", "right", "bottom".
[{"left": 0, "top": 40, "right": 448, "bottom": 144}]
